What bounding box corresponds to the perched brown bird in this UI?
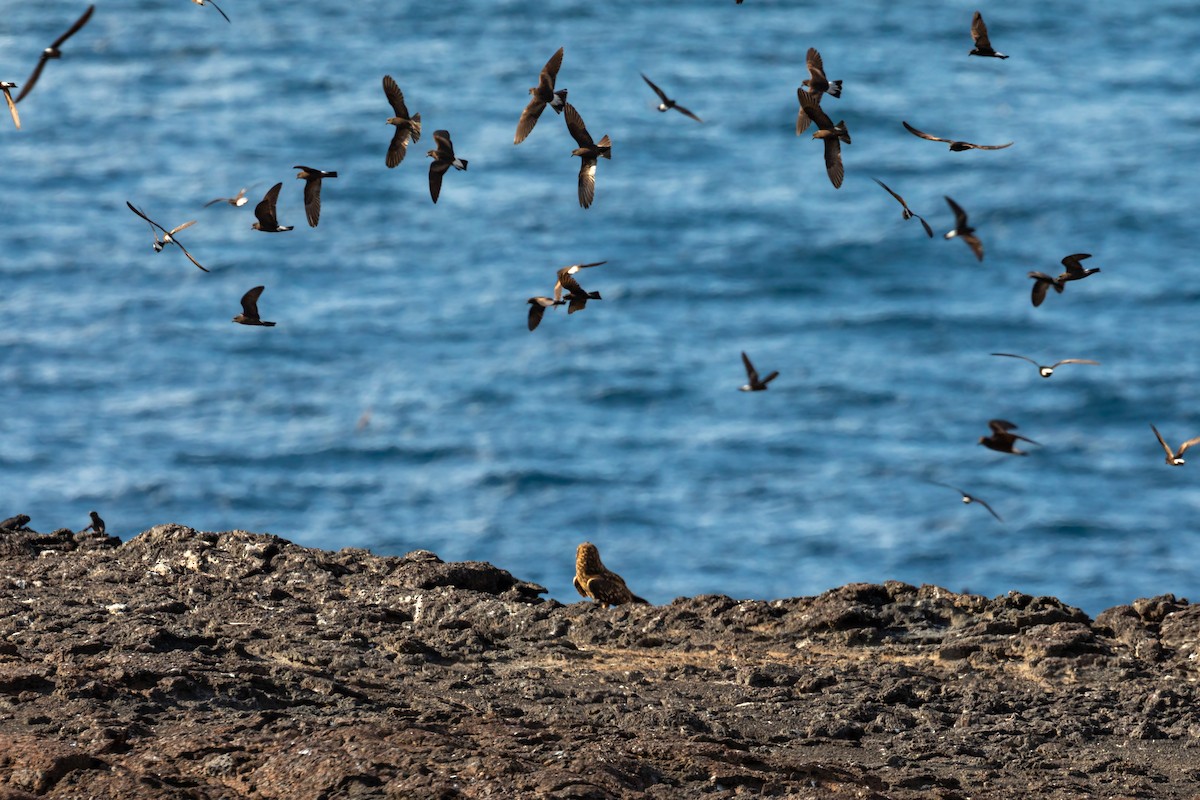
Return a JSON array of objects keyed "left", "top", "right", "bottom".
[
  {"left": 573, "top": 542, "right": 649, "bottom": 607},
  {"left": 990, "top": 353, "right": 1099, "bottom": 378},
  {"left": 191, "top": 0, "right": 230, "bottom": 23},
  {"left": 564, "top": 102, "right": 611, "bottom": 208},
  {"left": 640, "top": 73, "right": 702, "bottom": 122},
  {"left": 0, "top": 514, "right": 32, "bottom": 532},
  {"left": 515, "top": 47, "right": 567, "bottom": 144},
  {"left": 1150, "top": 424, "right": 1200, "bottom": 466},
  {"left": 13, "top": 4, "right": 94, "bottom": 104},
  {"left": 553, "top": 261, "right": 607, "bottom": 302},
  {"left": 795, "top": 47, "right": 841, "bottom": 134},
  {"left": 232, "top": 286, "right": 276, "bottom": 327},
  {"left": 929, "top": 481, "right": 1002, "bottom": 522},
  {"left": 426, "top": 130, "right": 468, "bottom": 204},
  {"left": 382, "top": 75, "right": 421, "bottom": 168},
  {"left": 126, "top": 201, "right": 208, "bottom": 272},
  {"left": 902, "top": 121, "right": 1012, "bottom": 152},
  {"left": 798, "top": 90, "right": 849, "bottom": 189},
  {"left": 204, "top": 187, "right": 248, "bottom": 208},
  {"left": 80, "top": 510, "right": 105, "bottom": 534},
  {"left": 251, "top": 183, "right": 293, "bottom": 232},
  {"left": 293, "top": 165, "right": 338, "bottom": 227},
  {"left": 1027, "top": 253, "right": 1100, "bottom": 306},
  {"left": 979, "top": 419, "right": 1038, "bottom": 455},
  {"left": 739, "top": 351, "right": 778, "bottom": 391},
  {"left": 872, "top": 178, "right": 933, "bottom": 237},
  {"left": 969, "top": 11, "right": 1008, "bottom": 59},
  {"left": 943, "top": 196, "right": 983, "bottom": 261},
  {"left": 1, "top": 82, "right": 19, "bottom": 129},
  {"left": 527, "top": 296, "right": 565, "bottom": 331}
]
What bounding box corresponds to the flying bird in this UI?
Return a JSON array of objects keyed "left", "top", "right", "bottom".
[
  {"left": 573, "top": 542, "right": 649, "bottom": 607},
  {"left": 564, "top": 290, "right": 602, "bottom": 314},
  {"left": 796, "top": 47, "right": 841, "bottom": 134},
  {"left": 798, "top": 91, "right": 849, "bottom": 189},
  {"left": 564, "top": 103, "right": 611, "bottom": 209},
  {"left": 929, "top": 481, "right": 1002, "bottom": 522},
  {"left": 191, "top": 0, "right": 230, "bottom": 23},
  {"left": 80, "top": 510, "right": 105, "bottom": 534},
  {"left": 553, "top": 261, "right": 607, "bottom": 301},
  {"left": 1150, "top": 424, "right": 1200, "bottom": 466},
  {"left": 1027, "top": 253, "right": 1100, "bottom": 306},
  {"left": 739, "top": 351, "right": 778, "bottom": 391},
  {"left": 232, "top": 286, "right": 276, "bottom": 327},
  {"left": 943, "top": 196, "right": 983, "bottom": 261},
  {"left": 527, "top": 297, "right": 565, "bottom": 331},
  {"left": 293, "top": 165, "right": 338, "bottom": 228},
  {"left": 426, "top": 130, "right": 468, "bottom": 204},
  {"left": 902, "top": 122, "right": 1012, "bottom": 151},
  {"left": 515, "top": 47, "right": 567, "bottom": 144},
  {"left": 990, "top": 353, "right": 1099, "bottom": 378},
  {"left": 14, "top": 4, "right": 95, "bottom": 104},
  {"left": 640, "top": 73, "right": 702, "bottom": 122},
  {"left": 204, "top": 187, "right": 248, "bottom": 207},
  {"left": 969, "top": 11, "right": 1008, "bottom": 58},
  {"left": 382, "top": 75, "right": 421, "bottom": 168},
  {"left": 1, "top": 82, "right": 19, "bottom": 129},
  {"left": 978, "top": 419, "right": 1038, "bottom": 455},
  {"left": 251, "top": 183, "right": 293, "bottom": 232},
  {"left": 872, "top": 178, "right": 933, "bottom": 237},
  {"left": 126, "top": 201, "right": 208, "bottom": 272}
]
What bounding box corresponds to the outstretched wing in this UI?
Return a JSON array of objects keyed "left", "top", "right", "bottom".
[
  {"left": 902, "top": 121, "right": 949, "bottom": 143},
  {"left": 563, "top": 102, "right": 594, "bottom": 149}
]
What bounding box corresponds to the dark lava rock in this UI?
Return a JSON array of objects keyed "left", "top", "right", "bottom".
[{"left": 1, "top": 524, "right": 1199, "bottom": 798}]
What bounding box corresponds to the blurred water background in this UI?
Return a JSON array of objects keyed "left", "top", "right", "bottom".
[{"left": 3, "top": 0, "right": 1199, "bottom": 615}]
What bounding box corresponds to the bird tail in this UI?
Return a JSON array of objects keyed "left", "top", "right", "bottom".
[
  {"left": 826, "top": 79, "right": 843, "bottom": 98},
  {"left": 597, "top": 135, "right": 612, "bottom": 158},
  {"left": 325, "top": 171, "right": 339, "bottom": 178},
  {"left": 455, "top": 158, "right": 468, "bottom": 171},
  {"left": 262, "top": 322, "right": 278, "bottom": 327},
  {"left": 587, "top": 291, "right": 601, "bottom": 300},
  {"left": 411, "top": 113, "right": 422, "bottom": 141},
  {"left": 834, "top": 122, "right": 850, "bottom": 144}
]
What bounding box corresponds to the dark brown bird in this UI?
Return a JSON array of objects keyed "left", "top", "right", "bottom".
[
  {"left": 0, "top": 514, "right": 32, "bottom": 532},
  {"left": 564, "top": 290, "right": 602, "bottom": 314},
  {"left": 573, "top": 542, "right": 649, "bottom": 607},
  {"left": 872, "top": 178, "right": 933, "bottom": 237},
  {"left": 251, "top": 183, "right": 293, "bottom": 232},
  {"left": 204, "top": 187, "right": 248, "bottom": 208},
  {"left": 80, "top": 510, "right": 105, "bottom": 534},
  {"left": 426, "top": 130, "right": 468, "bottom": 204},
  {"left": 640, "top": 73, "right": 702, "bottom": 122},
  {"left": 515, "top": 47, "right": 567, "bottom": 144},
  {"left": 232, "top": 286, "right": 276, "bottom": 327},
  {"left": 943, "top": 196, "right": 983, "bottom": 262},
  {"left": 929, "top": 481, "right": 1002, "bottom": 522},
  {"left": 1, "top": 82, "right": 19, "bottom": 129},
  {"left": 739, "top": 351, "right": 778, "bottom": 391},
  {"left": 796, "top": 47, "right": 841, "bottom": 135},
  {"left": 1027, "top": 254, "right": 1099, "bottom": 306},
  {"left": 553, "top": 261, "right": 607, "bottom": 302},
  {"left": 969, "top": 11, "right": 1008, "bottom": 59},
  {"left": 979, "top": 419, "right": 1038, "bottom": 455},
  {"left": 902, "top": 121, "right": 1012, "bottom": 152},
  {"left": 798, "top": 91, "right": 849, "bottom": 189},
  {"left": 527, "top": 297, "right": 565, "bottom": 331},
  {"left": 191, "top": 0, "right": 230, "bottom": 23},
  {"left": 13, "top": 4, "right": 95, "bottom": 104},
  {"left": 126, "top": 202, "right": 208, "bottom": 272},
  {"left": 293, "top": 166, "right": 337, "bottom": 228},
  {"left": 1151, "top": 424, "right": 1200, "bottom": 466},
  {"left": 990, "top": 353, "right": 1099, "bottom": 378},
  {"left": 564, "top": 103, "right": 611, "bottom": 208},
  {"left": 382, "top": 75, "right": 421, "bottom": 168}
]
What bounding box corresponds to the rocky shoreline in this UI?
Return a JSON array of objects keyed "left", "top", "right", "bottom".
[{"left": 1, "top": 524, "right": 1198, "bottom": 798}]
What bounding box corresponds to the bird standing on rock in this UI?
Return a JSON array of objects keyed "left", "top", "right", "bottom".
[{"left": 574, "top": 542, "right": 649, "bottom": 607}]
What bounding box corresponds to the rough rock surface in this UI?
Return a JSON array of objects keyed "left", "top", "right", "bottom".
[{"left": 2, "top": 524, "right": 1200, "bottom": 799}]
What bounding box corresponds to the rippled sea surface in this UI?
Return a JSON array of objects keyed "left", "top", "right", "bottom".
[{"left": 4, "top": 0, "right": 1200, "bottom": 614}]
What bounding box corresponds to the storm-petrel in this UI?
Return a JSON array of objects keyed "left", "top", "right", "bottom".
[
  {"left": 13, "top": 4, "right": 95, "bottom": 104},
  {"left": 126, "top": 202, "right": 208, "bottom": 272},
  {"left": 640, "top": 73, "right": 702, "bottom": 122},
  {"left": 990, "top": 353, "right": 1099, "bottom": 378},
  {"left": 204, "top": 187, "right": 248, "bottom": 207},
  {"left": 929, "top": 481, "right": 1002, "bottom": 522},
  {"left": 553, "top": 261, "right": 607, "bottom": 302},
  {"left": 293, "top": 166, "right": 338, "bottom": 228},
  {"left": 527, "top": 297, "right": 565, "bottom": 331},
  {"left": 739, "top": 351, "right": 778, "bottom": 391},
  {"left": 979, "top": 419, "right": 1038, "bottom": 455},
  {"left": 969, "top": 11, "right": 1008, "bottom": 59},
  {"left": 872, "top": 178, "right": 933, "bottom": 237},
  {"left": 382, "top": 75, "right": 421, "bottom": 168},
  {"left": 232, "top": 286, "right": 276, "bottom": 327},
  {"left": 902, "top": 121, "right": 1012, "bottom": 151},
  {"left": 943, "top": 196, "right": 984, "bottom": 261},
  {"left": 798, "top": 91, "right": 849, "bottom": 189},
  {"left": 564, "top": 103, "right": 611, "bottom": 208},
  {"left": 426, "top": 130, "right": 467, "bottom": 204},
  {"left": 251, "top": 183, "right": 293, "bottom": 232},
  {"left": 1150, "top": 424, "right": 1200, "bottom": 466},
  {"left": 515, "top": 47, "right": 567, "bottom": 144}
]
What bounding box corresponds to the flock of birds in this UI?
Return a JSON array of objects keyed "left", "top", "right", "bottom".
[{"left": 2, "top": 4, "right": 1194, "bottom": 603}]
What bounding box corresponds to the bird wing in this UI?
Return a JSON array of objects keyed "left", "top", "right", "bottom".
[
  {"left": 962, "top": 232, "right": 984, "bottom": 261},
  {"left": 203, "top": 197, "right": 227, "bottom": 207},
  {"left": 14, "top": 57, "right": 50, "bottom": 104},
  {"left": 741, "top": 352, "right": 759, "bottom": 384},
  {"left": 302, "top": 177, "right": 322, "bottom": 227},
  {"left": 514, "top": 96, "right": 547, "bottom": 144},
  {"left": 576, "top": 157, "right": 597, "bottom": 208},
  {"left": 255, "top": 183, "right": 283, "bottom": 226},
  {"left": 640, "top": 73, "right": 669, "bottom": 103},
  {"left": 240, "top": 286, "right": 264, "bottom": 317},
  {"left": 943, "top": 195, "right": 969, "bottom": 228},
  {"left": 527, "top": 302, "right": 547, "bottom": 331},
  {"left": 15, "top": 4, "right": 95, "bottom": 103},
  {"left": 126, "top": 201, "right": 169, "bottom": 236},
  {"left": 206, "top": 0, "right": 231, "bottom": 23},
  {"left": 800, "top": 93, "right": 834, "bottom": 130},
  {"left": 172, "top": 238, "right": 209, "bottom": 272},
  {"left": 915, "top": 214, "right": 934, "bottom": 238},
  {"left": 2, "top": 87, "right": 19, "bottom": 129},
  {"left": 822, "top": 136, "right": 844, "bottom": 189},
  {"left": 795, "top": 88, "right": 814, "bottom": 135},
  {"left": 991, "top": 353, "right": 1039, "bottom": 366},
  {"left": 428, "top": 160, "right": 449, "bottom": 203},
  {"left": 902, "top": 121, "right": 948, "bottom": 143},
  {"left": 988, "top": 419, "right": 1018, "bottom": 433},
  {"left": 806, "top": 47, "right": 825, "bottom": 76},
  {"left": 761, "top": 371, "right": 779, "bottom": 385},
  {"left": 540, "top": 47, "right": 564, "bottom": 87},
  {"left": 971, "top": 11, "right": 993, "bottom": 49},
  {"left": 432, "top": 129, "right": 455, "bottom": 159},
  {"left": 674, "top": 104, "right": 703, "bottom": 123},
  {"left": 563, "top": 102, "right": 594, "bottom": 148},
  {"left": 872, "top": 177, "right": 906, "bottom": 208},
  {"left": 387, "top": 126, "right": 413, "bottom": 167},
  {"left": 555, "top": 268, "right": 587, "bottom": 297},
  {"left": 971, "top": 495, "right": 1003, "bottom": 522},
  {"left": 1051, "top": 359, "right": 1099, "bottom": 368},
  {"left": 1060, "top": 253, "right": 1093, "bottom": 274},
  {"left": 1178, "top": 436, "right": 1200, "bottom": 457},
  {"left": 1028, "top": 275, "right": 1051, "bottom": 307},
  {"left": 51, "top": 4, "right": 96, "bottom": 49},
  {"left": 168, "top": 219, "right": 197, "bottom": 236},
  {"left": 973, "top": 141, "right": 1014, "bottom": 150},
  {"left": 583, "top": 574, "right": 636, "bottom": 607},
  {"left": 1150, "top": 424, "right": 1175, "bottom": 458},
  {"left": 382, "top": 75, "right": 410, "bottom": 117}
]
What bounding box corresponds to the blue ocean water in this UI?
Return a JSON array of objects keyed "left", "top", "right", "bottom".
[{"left": 3, "top": 1, "right": 1199, "bottom": 615}]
